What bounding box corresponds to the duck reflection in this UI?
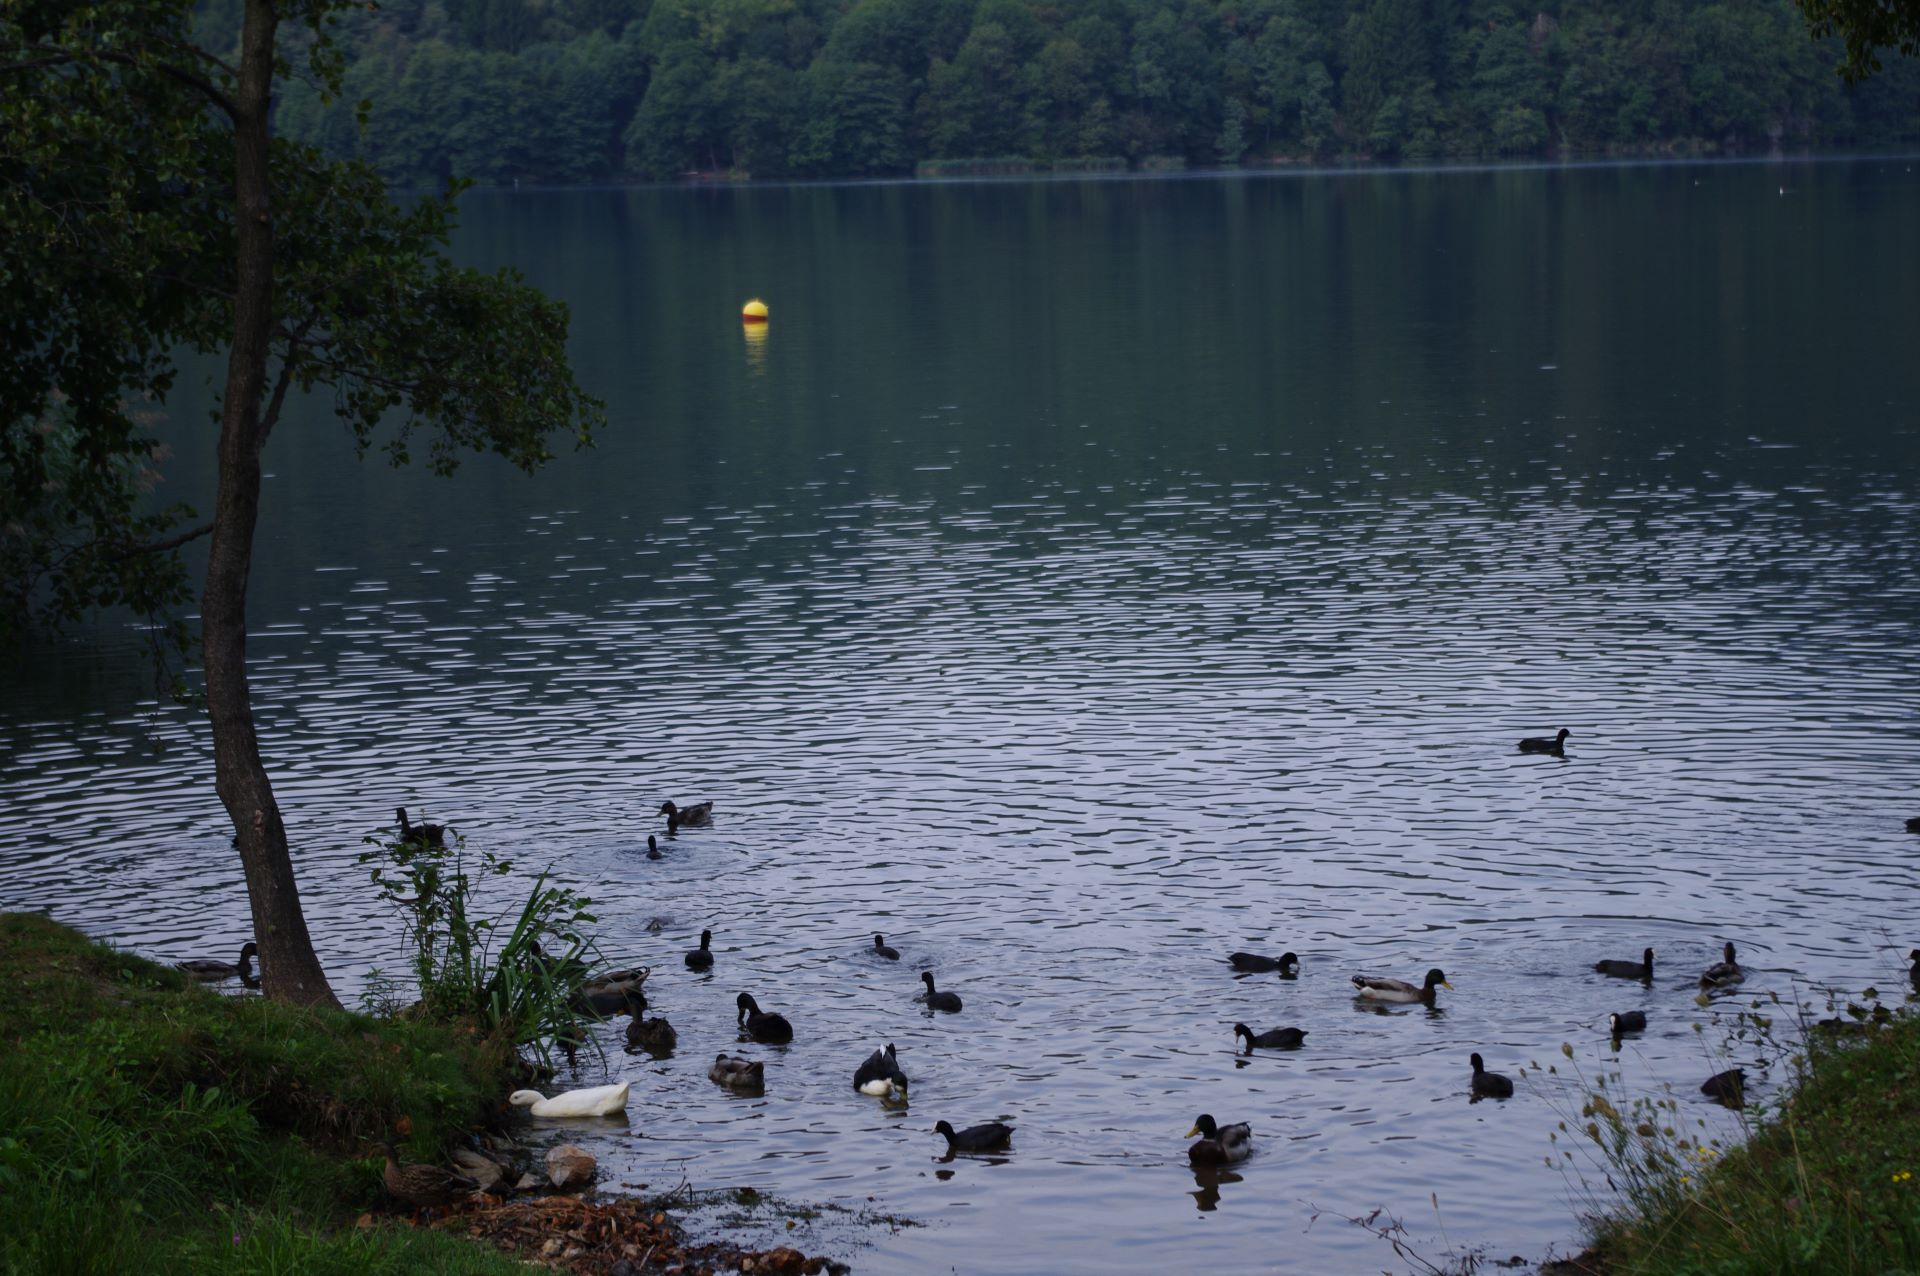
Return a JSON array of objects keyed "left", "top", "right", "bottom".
[{"left": 1189, "top": 1167, "right": 1244, "bottom": 1212}]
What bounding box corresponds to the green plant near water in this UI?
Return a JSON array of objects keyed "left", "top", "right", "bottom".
[
  {"left": 358, "top": 830, "right": 603, "bottom": 1062},
  {"left": 1546, "top": 981, "right": 1920, "bottom": 1274}
]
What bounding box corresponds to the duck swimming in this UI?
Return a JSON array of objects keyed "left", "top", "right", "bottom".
[
  {"left": 646, "top": 835, "right": 662, "bottom": 860},
  {"left": 1469, "top": 1053, "right": 1514, "bottom": 1099},
  {"left": 1701, "top": 1068, "right": 1746, "bottom": 1109},
  {"left": 177, "top": 941, "right": 258, "bottom": 982},
  {"left": 685, "top": 930, "right": 714, "bottom": 971},
  {"left": 920, "top": 971, "right": 963, "bottom": 1012},
  {"left": 736, "top": 992, "right": 793, "bottom": 1043},
  {"left": 626, "top": 1016, "right": 676, "bottom": 1054},
  {"left": 574, "top": 967, "right": 649, "bottom": 1017},
  {"left": 395, "top": 807, "right": 447, "bottom": 848},
  {"left": 1517, "top": 728, "right": 1570, "bottom": 755},
  {"left": 1595, "top": 948, "right": 1654, "bottom": 980},
  {"left": 854, "top": 1043, "right": 909, "bottom": 1094},
  {"left": 1700, "top": 942, "right": 1744, "bottom": 988},
  {"left": 935, "top": 1120, "right": 1012, "bottom": 1153},
  {"left": 709, "top": 1054, "right": 765, "bottom": 1090},
  {"left": 1609, "top": 1010, "right": 1647, "bottom": 1037},
  {"left": 1185, "top": 1113, "right": 1252, "bottom": 1166},
  {"left": 1352, "top": 968, "right": 1450, "bottom": 1005},
  {"left": 872, "top": 934, "right": 899, "bottom": 961},
  {"left": 1233, "top": 1023, "right": 1306, "bottom": 1051},
  {"left": 1228, "top": 951, "right": 1298, "bottom": 975},
  {"left": 659, "top": 800, "right": 713, "bottom": 832},
  {"left": 507, "top": 1081, "right": 630, "bottom": 1118}
]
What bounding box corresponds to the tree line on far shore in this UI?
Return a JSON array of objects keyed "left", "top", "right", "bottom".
[{"left": 245, "top": 0, "right": 1920, "bottom": 185}]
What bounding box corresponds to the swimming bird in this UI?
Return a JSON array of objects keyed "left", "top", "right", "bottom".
[
  {"left": 1700, "top": 942, "right": 1744, "bottom": 988},
  {"left": 872, "top": 934, "right": 899, "bottom": 960},
  {"left": 507, "top": 1081, "right": 630, "bottom": 1117},
  {"left": 1517, "top": 728, "right": 1570, "bottom": 755},
  {"left": 1469, "top": 1052, "right": 1514, "bottom": 1099},
  {"left": 646, "top": 835, "right": 662, "bottom": 860},
  {"left": 177, "top": 941, "right": 258, "bottom": 982},
  {"left": 1233, "top": 1023, "right": 1306, "bottom": 1051},
  {"left": 1228, "top": 951, "right": 1299, "bottom": 975},
  {"left": 659, "top": 799, "right": 713, "bottom": 832},
  {"left": 1909, "top": 948, "right": 1920, "bottom": 984},
  {"left": 854, "top": 1043, "right": 909, "bottom": 1094},
  {"left": 736, "top": 992, "right": 793, "bottom": 1043},
  {"left": 395, "top": 806, "right": 447, "bottom": 848},
  {"left": 575, "top": 967, "right": 649, "bottom": 1017},
  {"left": 1184, "top": 1113, "right": 1252, "bottom": 1166},
  {"left": 1906, "top": 817, "right": 1920, "bottom": 833},
  {"left": 1700, "top": 1068, "right": 1746, "bottom": 1109},
  {"left": 920, "top": 971, "right": 963, "bottom": 1012},
  {"left": 1352, "top": 968, "right": 1450, "bottom": 1005},
  {"left": 709, "top": 1054, "right": 765, "bottom": 1090},
  {"left": 935, "top": 1120, "right": 1012, "bottom": 1153},
  {"left": 1595, "top": 948, "right": 1654, "bottom": 981},
  {"left": 626, "top": 1015, "right": 677, "bottom": 1054},
  {"left": 685, "top": 930, "right": 714, "bottom": 971},
  {"left": 1608, "top": 1010, "right": 1647, "bottom": 1037},
  {"left": 381, "top": 1142, "right": 479, "bottom": 1209}
]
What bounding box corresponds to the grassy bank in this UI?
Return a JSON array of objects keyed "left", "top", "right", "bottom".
[
  {"left": 1573, "top": 999, "right": 1920, "bottom": 1274},
  {"left": 0, "top": 912, "right": 524, "bottom": 1275}
]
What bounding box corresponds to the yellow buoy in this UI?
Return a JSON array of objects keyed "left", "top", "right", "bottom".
[{"left": 741, "top": 298, "right": 769, "bottom": 324}]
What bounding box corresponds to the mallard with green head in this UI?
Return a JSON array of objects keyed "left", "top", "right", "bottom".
[
  {"left": 1184, "top": 1113, "right": 1252, "bottom": 1165},
  {"left": 1351, "top": 968, "right": 1450, "bottom": 1005}
]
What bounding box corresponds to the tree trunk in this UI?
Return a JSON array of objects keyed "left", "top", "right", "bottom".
[{"left": 203, "top": 0, "right": 339, "bottom": 1008}]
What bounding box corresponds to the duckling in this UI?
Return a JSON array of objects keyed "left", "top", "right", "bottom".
[
  {"left": 854, "top": 1043, "right": 909, "bottom": 1094},
  {"left": 1595, "top": 948, "right": 1654, "bottom": 981},
  {"left": 381, "top": 1142, "right": 479, "bottom": 1209},
  {"left": 1608, "top": 1010, "right": 1648, "bottom": 1037},
  {"left": 395, "top": 806, "right": 447, "bottom": 848},
  {"left": 1700, "top": 942, "right": 1744, "bottom": 988},
  {"left": 659, "top": 799, "right": 713, "bottom": 832},
  {"left": 709, "top": 1053, "right": 765, "bottom": 1090},
  {"left": 935, "top": 1120, "right": 1012, "bottom": 1153},
  {"left": 1184, "top": 1113, "right": 1252, "bottom": 1166},
  {"left": 626, "top": 1015, "right": 677, "bottom": 1054},
  {"left": 646, "top": 835, "right": 662, "bottom": 860},
  {"left": 872, "top": 934, "right": 900, "bottom": 961},
  {"left": 736, "top": 992, "right": 793, "bottom": 1043},
  {"left": 1233, "top": 1023, "right": 1306, "bottom": 1052},
  {"left": 1228, "top": 951, "right": 1299, "bottom": 975},
  {"left": 1700, "top": 1068, "right": 1746, "bottom": 1109},
  {"left": 1517, "top": 728, "right": 1570, "bottom": 755},
  {"left": 1469, "top": 1052, "right": 1514, "bottom": 1099},
  {"left": 507, "top": 1081, "right": 630, "bottom": 1117},
  {"left": 685, "top": 930, "right": 715, "bottom": 971},
  {"left": 920, "top": 971, "right": 963, "bottom": 1012},
  {"left": 177, "top": 941, "right": 258, "bottom": 982},
  {"left": 1351, "top": 968, "right": 1450, "bottom": 1005},
  {"left": 575, "top": 967, "right": 649, "bottom": 1017}
]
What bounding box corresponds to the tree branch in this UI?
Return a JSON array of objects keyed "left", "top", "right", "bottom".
[
  {"left": 120, "top": 521, "right": 214, "bottom": 558},
  {"left": 9, "top": 43, "right": 238, "bottom": 120}
]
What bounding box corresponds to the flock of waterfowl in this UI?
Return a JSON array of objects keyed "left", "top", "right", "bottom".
[{"left": 181, "top": 755, "right": 1920, "bottom": 1192}]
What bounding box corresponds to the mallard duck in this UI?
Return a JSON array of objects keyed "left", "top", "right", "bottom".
[
  {"left": 507, "top": 1081, "right": 630, "bottom": 1117},
  {"left": 177, "top": 941, "right": 258, "bottom": 982},
  {"left": 1518, "top": 728, "right": 1570, "bottom": 755},
  {"left": 1233, "top": 1023, "right": 1306, "bottom": 1051},
  {"left": 1608, "top": 1010, "right": 1647, "bottom": 1036},
  {"left": 736, "top": 992, "right": 793, "bottom": 1043},
  {"left": 935, "top": 1120, "right": 1012, "bottom": 1153},
  {"left": 872, "top": 934, "right": 899, "bottom": 960},
  {"left": 709, "top": 1054, "right": 765, "bottom": 1090},
  {"left": 646, "top": 835, "right": 662, "bottom": 860},
  {"left": 685, "top": 930, "right": 715, "bottom": 971},
  {"left": 1700, "top": 942, "right": 1744, "bottom": 988},
  {"left": 659, "top": 799, "right": 713, "bottom": 832},
  {"left": 1184, "top": 1113, "right": 1251, "bottom": 1166},
  {"left": 1228, "top": 951, "right": 1299, "bottom": 975},
  {"left": 920, "top": 971, "right": 963, "bottom": 1012},
  {"left": 1700, "top": 1068, "right": 1746, "bottom": 1109},
  {"left": 1469, "top": 1052, "right": 1514, "bottom": 1099},
  {"left": 1595, "top": 948, "right": 1654, "bottom": 981},
  {"left": 575, "top": 967, "right": 649, "bottom": 1017},
  {"left": 395, "top": 806, "right": 447, "bottom": 848},
  {"left": 382, "top": 1142, "right": 479, "bottom": 1208},
  {"left": 854, "top": 1043, "right": 909, "bottom": 1094},
  {"left": 1352, "top": 968, "right": 1450, "bottom": 1005},
  {"left": 626, "top": 1015, "right": 676, "bottom": 1053}
]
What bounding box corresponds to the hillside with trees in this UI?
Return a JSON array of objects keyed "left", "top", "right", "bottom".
[{"left": 242, "top": 0, "right": 1920, "bottom": 183}]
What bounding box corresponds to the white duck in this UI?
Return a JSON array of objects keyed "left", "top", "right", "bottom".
[{"left": 507, "top": 1081, "right": 630, "bottom": 1117}]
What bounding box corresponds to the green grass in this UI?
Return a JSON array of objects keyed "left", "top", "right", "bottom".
[
  {"left": 0, "top": 913, "right": 524, "bottom": 1275},
  {"left": 1583, "top": 1002, "right": 1920, "bottom": 1274}
]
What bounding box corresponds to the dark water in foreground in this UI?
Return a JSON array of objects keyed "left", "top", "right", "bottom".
[{"left": 5, "top": 159, "right": 1920, "bottom": 1273}]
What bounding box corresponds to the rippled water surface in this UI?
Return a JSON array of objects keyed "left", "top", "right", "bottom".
[{"left": 6, "top": 160, "right": 1920, "bottom": 1273}]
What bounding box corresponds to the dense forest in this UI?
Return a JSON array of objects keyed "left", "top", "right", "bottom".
[{"left": 222, "top": 0, "right": 1920, "bottom": 183}]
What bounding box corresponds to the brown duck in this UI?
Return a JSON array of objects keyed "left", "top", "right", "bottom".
[{"left": 381, "top": 1142, "right": 479, "bottom": 1210}]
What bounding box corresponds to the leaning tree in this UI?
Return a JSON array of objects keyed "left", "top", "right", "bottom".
[{"left": 2, "top": 0, "right": 603, "bottom": 1004}]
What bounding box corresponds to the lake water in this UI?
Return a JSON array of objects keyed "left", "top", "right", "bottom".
[{"left": 5, "top": 159, "right": 1920, "bottom": 1273}]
